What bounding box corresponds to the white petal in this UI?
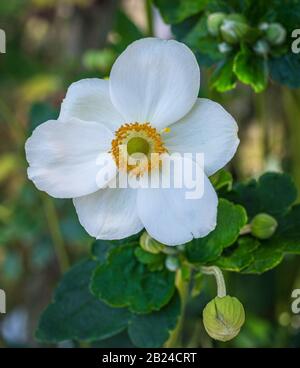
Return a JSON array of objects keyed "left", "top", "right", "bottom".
[
  {"left": 59, "top": 78, "right": 124, "bottom": 131},
  {"left": 164, "top": 98, "right": 239, "bottom": 176},
  {"left": 137, "top": 157, "right": 218, "bottom": 246},
  {"left": 109, "top": 38, "right": 200, "bottom": 130},
  {"left": 73, "top": 187, "right": 143, "bottom": 240},
  {"left": 25, "top": 118, "right": 116, "bottom": 198}
]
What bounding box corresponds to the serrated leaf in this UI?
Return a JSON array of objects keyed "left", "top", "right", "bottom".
[
  {"left": 227, "top": 172, "right": 297, "bottom": 219},
  {"left": 233, "top": 46, "right": 268, "bottom": 92},
  {"left": 216, "top": 236, "right": 260, "bottom": 272},
  {"left": 91, "top": 245, "right": 175, "bottom": 314},
  {"left": 211, "top": 58, "right": 237, "bottom": 92},
  {"left": 241, "top": 241, "right": 284, "bottom": 274},
  {"left": 186, "top": 199, "right": 247, "bottom": 263},
  {"left": 128, "top": 293, "right": 181, "bottom": 348},
  {"left": 153, "top": 0, "right": 208, "bottom": 24},
  {"left": 36, "top": 260, "right": 131, "bottom": 343},
  {"left": 36, "top": 260, "right": 181, "bottom": 347}
]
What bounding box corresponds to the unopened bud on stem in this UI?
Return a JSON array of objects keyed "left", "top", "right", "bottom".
[
  {"left": 203, "top": 296, "right": 245, "bottom": 342},
  {"left": 207, "top": 12, "right": 226, "bottom": 36},
  {"left": 251, "top": 213, "right": 278, "bottom": 239}
]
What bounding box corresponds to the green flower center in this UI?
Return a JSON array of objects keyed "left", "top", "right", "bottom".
[{"left": 127, "top": 137, "right": 150, "bottom": 155}]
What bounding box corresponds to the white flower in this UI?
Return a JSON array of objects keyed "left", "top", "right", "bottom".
[{"left": 25, "top": 38, "right": 239, "bottom": 246}]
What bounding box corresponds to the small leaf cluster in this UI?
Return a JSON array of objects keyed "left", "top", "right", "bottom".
[{"left": 154, "top": 0, "right": 300, "bottom": 92}]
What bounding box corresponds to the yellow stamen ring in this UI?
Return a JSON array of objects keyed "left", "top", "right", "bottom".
[{"left": 111, "top": 122, "right": 167, "bottom": 175}]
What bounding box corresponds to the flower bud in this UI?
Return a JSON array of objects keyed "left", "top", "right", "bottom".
[
  {"left": 251, "top": 213, "right": 278, "bottom": 239},
  {"left": 207, "top": 12, "right": 226, "bottom": 36},
  {"left": 265, "top": 22, "right": 286, "bottom": 45},
  {"left": 218, "top": 42, "right": 233, "bottom": 54},
  {"left": 203, "top": 296, "right": 245, "bottom": 342},
  {"left": 220, "top": 18, "right": 250, "bottom": 44},
  {"left": 139, "top": 231, "right": 164, "bottom": 254},
  {"left": 258, "top": 22, "right": 269, "bottom": 31},
  {"left": 253, "top": 39, "right": 270, "bottom": 56},
  {"left": 165, "top": 255, "right": 180, "bottom": 272}
]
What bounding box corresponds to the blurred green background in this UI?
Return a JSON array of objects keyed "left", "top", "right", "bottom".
[{"left": 0, "top": 0, "right": 300, "bottom": 348}]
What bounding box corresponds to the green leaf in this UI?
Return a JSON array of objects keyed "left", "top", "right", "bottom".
[
  {"left": 153, "top": 0, "right": 208, "bottom": 24},
  {"left": 233, "top": 46, "right": 268, "bottom": 92},
  {"left": 269, "top": 53, "right": 300, "bottom": 89},
  {"left": 36, "top": 260, "right": 131, "bottom": 343},
  {"left": 211, "top": 58, "right": 237, "bottom": 92},
  {"left": 241, "top": 240, "right": 284, "bottom": 274},
  {"left": 210, "top": 169, "right": 233, "bottom": 192},
  {"left": 186, "top": 199, "right": 247, "bottom": 263},
  {"left": 91, "top": 233, "right": 141, "bottom": 263},
  {"left": 91, "top": 245, "right": 175, "bottom": 314},
  {"left": 216, "top": 236, "right": 260, "bottom": 272},
  {"left": 271, "top": 204, "right": 300, "bottom": 254},
  {"left": 227, "top": 172, "right": 297, "bottom": 220},
  {"left": 92, "top": 331, "right": 135, "bottom": 348},
  {"left": 134, "top": 247, "right": 165, "bottom": 271},
  {"left": 36, "top": 260, "right": 181, "bottom": 347},
  {"left": 128, "top": 293, "right": 181, "bottom": 348}
]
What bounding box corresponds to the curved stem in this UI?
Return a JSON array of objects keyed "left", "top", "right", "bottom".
[{"left": 201, "top": 266, "right": 226, "bottom": 298}]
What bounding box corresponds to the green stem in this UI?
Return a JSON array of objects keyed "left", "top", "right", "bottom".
[
  {"left": 145, "top": 0, "right": 154, "bottom": 36},
  {"left": 164, "top": 269, "right": 189, "bottom": 347},
  {"left": 41, "top": 194, "right": 70, "bottom": 273},
  {"left": 239, "top": 223, "right": 252, "bottom": 235},
  {"left": 201, "top": 266, "right": 226, "bottom": 298}
]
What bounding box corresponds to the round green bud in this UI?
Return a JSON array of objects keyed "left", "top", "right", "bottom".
[
  {"left": 251, "top": 213, "right": 278, "bottom": 239},
  {"left": 253, "top": 39, "right": 270, "bottom": 56},
  {"left": 207, "top": 12, "right": 226, "bottom": 36},
  {"left": 139, "top": 232, "right": 164, "bottom": 254},
  {"left": 265, "top": 22, "right": 286, "bottom": 45},
  {"left": 218, "top": 42, "right": 233, "bottom": 54},
  {"left": 220, "top": 18, "right": 250, "bottom": 44},
  {"left": 165, "top": 255, "right": 180, "bottom": 272},
  {"left": 258, "top": 22, "right": 269, "bottom": 31},
  {"left": 203, "top": 296, "right": 245, "bottom": 342}
]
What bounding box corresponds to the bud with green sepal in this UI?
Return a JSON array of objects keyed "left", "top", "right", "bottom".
[
  {"left": 251, "top": 213, "right": 278, "bottom": 239},
  {"left": 265, "top": 22, "right": 287, "bottom": 46},
  {"left": 165, "top": 255, "right": 180, "bottom": 272},
  {"left": 201, "top": 266, "right": 245, "bottom": 342},
  {"left": 220, "top": 14, "right": 251, "bottom": 44},
  {"left": 253, "top": 39, "right": 270, "bottom": 56},
  {"left": 207, "top": 12, "right": 226, "bottom": 37},
  {"left": 203, "top": 295, "right": 245, "bottom": 342},
  {"left": 139, "top": 231, "right": 165, "bottom": 254},
  {"left": 218, "top": 42, "right": 233, "bottom": 54}
]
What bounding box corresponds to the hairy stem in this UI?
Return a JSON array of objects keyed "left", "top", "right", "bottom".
[{"left": 201, "top": 266, "right": 226, "bottom": 298}]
